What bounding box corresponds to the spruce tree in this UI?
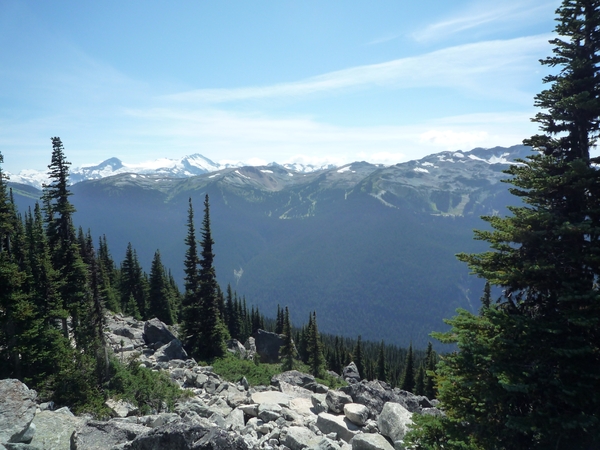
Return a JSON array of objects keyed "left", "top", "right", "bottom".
[
  {"left": 193, "top": 195, "right": 228, "bottom": 360},
  {"left": 148, "top": 250, "right": 174, "bottom": 325},
  {"left": 353, "top": 335, "right": 364, "bottom": 380},
  {"left": 181, "top": 198, "right": 201, "bottom": 348},
  {"left": 307, "top": 312, "right": 326, "bottom": 377},
  {"left": 377, "top": 340, "right": 387, "bottom": 382},
  {"left": 400, "top": 343, "right": 415, "bottom": 393},
  {"left": 280, "top": 307, "right": 295, "bottom": 370},
  {"left": 409, "top": 2, "right": 600, "bottom": 447}
]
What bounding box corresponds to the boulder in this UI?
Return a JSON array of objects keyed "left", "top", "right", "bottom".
[
  {"left": 351, "top": 433, "right": 395, "bottom": 450},
  {"left": 0, "top": 379, "right": 37, "bottom": 445},
  {"left": 342, "top": 362, "right": 361, "bottom": 384},
  {"left": 377, "top": 402, "right": 413, "bottom": 444},
  {"left": 311, "top": 394, "right": 328, "bottom": 414},
  {"left": 29, "top": 409, "right": 84, "bottom": 450},
  {"left": 326, "top": 390, "right": 353, "bottom": 414},
  {"left": 271, "top": 370, "right": 316, "bottom": 389},
  {"left": 244, "top": 337, "right": 257, "bottom": 360},
  {"left": 105, "top": 398, "right": 139, "bottom": 418},
  {"left": 126, "top": 421, "right": 249, "bottom": 449},
  {"left": 143, "top": 318, "right": 176, "bottom": 347},
  {"left": 341, "top": 380, "right": 422, "bottom": 418},
  {"left": 283, "top": 426, "right": 321, "bottom": 450},
  {"left": 251, "top": 391, "right": 292, "bottom": 407},
  {"left": 154, "top": 339, "right": 188, "bottom": 362},
  {"left": 343, "top": 403, "right": 369, "bottom": 426},
  {"left": 279, "top": 381, "right": 314, "bottom": 400},
  {"left": 70, "top": 420, "right": 151, "bottom": 449},
  {"left": 316, "top": 413, "right": 360, "bottom": 443},
  {"left": 226, "top": 339, "right": 247, "bottom": 359},
  {"left": 254, "top": 329, "right": 285, "bottom": 363}
]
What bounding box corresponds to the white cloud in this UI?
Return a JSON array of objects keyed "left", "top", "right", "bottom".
[
  {"left": 413, "top": 0, "right": 559, "bottom": 42},
  {"left": 164, "top": 34, "right": 552, "bottom": 105}
]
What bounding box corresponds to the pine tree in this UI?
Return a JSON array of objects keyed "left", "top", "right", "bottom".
[
  {"left": 305, "top": 312, "right": 325, "bottom": 377},
  {"left": 280, "top": 307, "right": 295, "bottom": 371},
  {"left": 409, "top": 2, "right": 600, "bottom": 447},
  {"left": 400, "top": 343, "right": 415, "bottom": 393},
  {"left": 377, "top": 340, "right": 387, "bottom": 382},
  {"left": 181, "top": 198, "right": 201, "bottom": 348},
  {"left": 119, "top": 243, "right": 146, "bottom": 319},
  {"left": 423, "top": 342, "right": 437, "bottom": 400},
  {"left": 353, "top": 335, "right": 364, "bottom": 380},
  {"left": 147, "top": 250, "right": 174, "bottom": 325},
  {"left": 193, "top": 195, "right": 228, "bottom": 360}
]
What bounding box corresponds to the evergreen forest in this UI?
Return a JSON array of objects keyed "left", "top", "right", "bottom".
[{"left": 1, "top": 1, "right": 600, "bottom": 448}]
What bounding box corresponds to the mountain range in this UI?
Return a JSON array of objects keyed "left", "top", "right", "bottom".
[
  {"left": 9, "top": 145, "right": 530, "bottom": 347},
  {"left": 7, "top": 154, "right": 336, "bottom": 189}
]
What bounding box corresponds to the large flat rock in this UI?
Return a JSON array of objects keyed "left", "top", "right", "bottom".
[
  {"left": 250, "top": 391, "right": 292, "bottom": 407},
  {"left": 0, "top": 379, "right": 37, "bottom": 445}
]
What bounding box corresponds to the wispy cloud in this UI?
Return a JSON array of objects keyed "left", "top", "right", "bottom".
[
  {"left": 165, "top": 34, "right": 551, "bottom": 105},
  {"left": 413, "top": 0, "right": 559, "bottom": 42}
]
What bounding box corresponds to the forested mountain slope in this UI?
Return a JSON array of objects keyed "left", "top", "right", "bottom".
[{"left": 10, "top": 145, "right": 529, "bottom": 345}]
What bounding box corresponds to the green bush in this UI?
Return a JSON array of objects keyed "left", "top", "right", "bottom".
[
  {"left": 212, "top": 353, "right": 283, "bottom": 386},
  {"left": 105, "top": 356, "right": 186, "bottom": 415}
]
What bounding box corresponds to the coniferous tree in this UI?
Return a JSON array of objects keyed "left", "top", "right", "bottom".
[
  {"left": 194, "top": 195, "right": 228, "bottom": 360},
  {"left": 377, "top": 340, "right": 387, "bottom": 382},
  {"left": 400, "top": 343, "right": 415, "bottom": 393},
  {"left": 280, "top": 307, "right": 295, "bottom": 371},
  {"left": 409, "top": 3, "right": 600, "bottom": 447},
  {"left": 181, "top": 198, "right": 201, "bottom": 348},
  {"left": 148, "top": 250, "right": 174, "bottom": 325},
  {"left": 353, "top": 335, "right": 364, "bottom": 380},
  {"left": 307, "top": 312, "right": 326, "bottom": 377},
  {"left": 119, "top": 243, "right": 146, "bottom": 319},
  {"left": 423, "top": 342, "right": 437, "bottom": 400}
]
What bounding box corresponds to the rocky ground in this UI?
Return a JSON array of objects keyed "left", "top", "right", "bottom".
[{"left": 0, "top": 313, "right": 440, "bottom": 450}]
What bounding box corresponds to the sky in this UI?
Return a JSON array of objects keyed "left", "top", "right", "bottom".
[{"left": 0, "top": 0, "right": 562, "bottom": 174}]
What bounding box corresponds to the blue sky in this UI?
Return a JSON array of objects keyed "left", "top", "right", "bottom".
[{"left": 0, "top": 0, "right": 561, "bottom": 174}]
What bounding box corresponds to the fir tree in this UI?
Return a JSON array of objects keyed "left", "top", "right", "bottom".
[
  {"left": 377, "top": 340, "right": 387, "bottom": 382},
  {"left": 280, "top": 307, "right": 295, "bottom": 371},
  {"left": 148, "top": 250, "right": 174, "bottom": 325},
  {"left": 193, "top": 195, "right": 228, "bottom": 360},
  {"left": 409, "top": 3, "right": 600, "bottom": 447},
  {"left": 181, "top": 198, "right": 201, "bottom": 348},
  {"left": 353, "top": 335, "right": 364, "bottom": 380},
  {"left": 400, "top": 343, "right": 415, "bottom": 393},
  {"left": 307, "top": 312, "right": 326, "bottom": 377}
]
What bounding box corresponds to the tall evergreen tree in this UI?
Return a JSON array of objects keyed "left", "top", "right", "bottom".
[
  {"left": 353, "top": 335, "right": 364, "bottom": 380},
  {"left": 400, "top": 343, "right": 415, "bottom": 393},
  {"left": 280, "top": 307, "right": 295, "bottom": 371},
  {"left": 190, "top": 195, "right": 228, "bottom": 360},
  {"left": 307, "top": 312, "right": 325, "bottom": 377},
  {"left": 409, "top": 2, "right": 600, "bottom": 448},
  {"left": 119, "top": 243, "right": 146, "bottom": 319},
  {"left": 148, "top": 250, "right": 174, "bottom": 325},
  {"left": 377, "top": 340, "right": 387, "bottom": 382}
]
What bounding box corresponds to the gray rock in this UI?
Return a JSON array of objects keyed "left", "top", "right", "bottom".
[
  {"left": 343, "top": 363, "right": 361, "bottom": 384},
  {"left": 154, "top": 339, "right": 188, "bottom": 362},
  {"left": 244, "top": 337, "right": 257, "bottom": 360},
  {"left": 126, "top": 421, "right": 249, "bottom": 449},
  {"left": 311, "top": 394, "right": 328, "bottom": 414},
  {"left": 143, "top": 318, "right": 176, "bottom": 347},
  {"left": 377, "top": 402, "right": 413, "bottom": 444},
  {"left": 258, "top": 404, "right": 282, "bottom": 423},
  {"left": 71, "top": 420, "right": 151, "bottom": 449},
  {"left": 279, "top": 381, "right": 314, "bottom": 400},
  {"left": 343, "top": 403, "right": 369, "bottom": 426},
  {"left": 283, "top": 426, "right": 321, "bottom": 450},
  {"left": 271, "top": 371, "right": 316, "bottom": 389},
  {"left": 341, "top": 380, "right": 421, "bottom": 419},
  {"left": 251, "top": 391, "right": 292, "bottom": 407},
  {"left": 326, "top": 390, "right": 353, "bottom": 414},
  {"left": 227, "top": 339, "right": 247, "bottom": 359},
  {"left": 0, "top": 379, "right": 37, "bottom": 445},
  {"left": 351, "top": 433, "right": 395, "bottom": 450},
  {"left": 254, "top": 330, "right": 285, "bottom": 363},
  {"left": 106, "top": 398, "right": 139, "bottom": 418},
  {"left": 316, "top": 413, "right": 360, "bottom": 443},
  {"left": 225, "top": 408, "right": 245, "bottom": 431},
  {"left": 29, "top": 408, "right": 84, "bottom": 450}
]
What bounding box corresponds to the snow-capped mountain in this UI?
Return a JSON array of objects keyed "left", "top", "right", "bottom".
[{"left": 7, "top": 153, "right": 338, "bottom": 189}]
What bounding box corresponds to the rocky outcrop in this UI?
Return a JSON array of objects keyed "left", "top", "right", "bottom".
[
  {"left": 0, "top": 379, "right": 37, "bottom": 446},
  {"left": 254, "top": 330, "right": 286, "bottom": 363},
  {"left": 0, "top": 316, "right": 440, "bottom": 450}
]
